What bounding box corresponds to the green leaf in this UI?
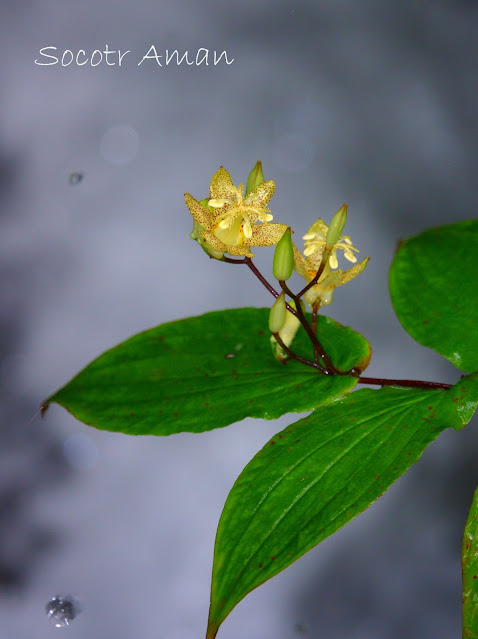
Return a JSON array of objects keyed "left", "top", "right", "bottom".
[
  {"left": 45, "top": 308, "right": 370, "bottom": 436},
  {"left": 462, "top": 486, "right": 478, "bottom": 638},
  {"left": 207, "top": 373, "right": 478, "bottom": 638},
  {"left": 389, "top": 219, "right": 478, "bottom": 372}
]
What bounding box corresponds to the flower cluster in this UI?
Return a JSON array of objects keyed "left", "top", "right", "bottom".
[{"left": 185, "top": 163, "right": 369, "bottom": 366}]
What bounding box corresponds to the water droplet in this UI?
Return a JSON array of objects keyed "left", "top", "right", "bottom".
[
  {"left": 224, "top": 353, "right": 235, "bottom": 359},
  {"left": 45, "top": 594, "right": 80, "bottom": 627},
  {"left": 234, "top": 343, "right": 243, "bottom": 351},
  {"left": 68, "top": 172, "right": 83, "bottom": 185}
]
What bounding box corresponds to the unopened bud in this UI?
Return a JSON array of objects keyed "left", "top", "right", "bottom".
[
  {"left": 270, "top": 300, "right": 303, "bottom": 363},
  {"left": 245, "top": 161, "right": 264, "bottom": 196},
  {"left": 269, "top": 292, "right": 287, "bottom": 333},
  {"left": 326, "top": 204, "right": 347, "bottom": 248},
  {"left": 273, "top": 227, "right": 294, "bottom": 281}
]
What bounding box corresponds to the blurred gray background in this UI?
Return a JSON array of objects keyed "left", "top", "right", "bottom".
[{"left": 1, "top": 1, "right": 477, "bottom": 638}]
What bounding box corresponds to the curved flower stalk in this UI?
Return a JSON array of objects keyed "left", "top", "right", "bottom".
[{"left": 185, "top": 166, "right": 288, "bottom": 259}]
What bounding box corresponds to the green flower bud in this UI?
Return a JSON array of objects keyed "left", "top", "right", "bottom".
[
  {"left": 273, "top": 227, "right": 294, "bottom": 281},
  {"left": 326, "top": 204, "right": 348, "bottom": 248},
  {"left": 269, "top": 292, "right": 287, "bottom": 333},
  {"left": 270, "top": 300, "right": 303, "bottom": 363},
  {"left": 245, "top": 161, "right": 264, "bottom": 196}
]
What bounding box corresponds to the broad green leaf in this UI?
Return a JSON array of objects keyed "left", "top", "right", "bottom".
[
  {"left": 463, "top": 486, "right": 478, "bottom": 638},
  {"left": 389, "top": 219, "right": 478, "bottom": 372},
  {"left": 45, "top": 308, "right": 370, "bottom": 436},
  {"left": 207, "top": 373, "right": 478, "bottom": 638}
]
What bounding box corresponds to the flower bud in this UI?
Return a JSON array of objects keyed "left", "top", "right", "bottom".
[
  {"left": 270, "top": 300, "right": 303, "bottom": 362},
  {"left": 273, "top": 227, "right": 294, "bottom": 281},
  {"left": 326, "top": 204, "right": 348, "bottom": 248},
  {"left": 245, "top": 161, "right": 264, "bottom": 196},
  {"left": 269, "top": 292, "right": 287, "bottom": 333}
]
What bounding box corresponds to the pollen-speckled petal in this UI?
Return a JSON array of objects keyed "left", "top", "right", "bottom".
[
  {"left": 185, "top": 193, "right": 213, "bottom": 230},
  {"left": 209, "top": 167, "right": 236, "bottom": 201},
  {"left": 338, "top": 257, "right": 369, "bottom": 285},
  {"left": 249, "top": 180, "right": 276, "bottom": 208},
  {"left": 248, "top": 222, "right": 289, "bottom": 247},
  {"left": 292, "top": 244, "right": 310, "bottom": 279},
  {"left": 227, "top": 244, "right": 255, "bottom": 258},
  {"left": 199, "top": 229, "right": 227, "bottom": 253}
]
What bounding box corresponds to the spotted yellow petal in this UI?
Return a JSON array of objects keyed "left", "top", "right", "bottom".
[
  {"left": 199, "top": 230, "right": 227, "bottom": 254},
  {"left": 248, "top": 223, "right": 289, "bottom": 247},
  {"left": 292, "top": 244, "right": 311, "bottom": 279},
  {"left": 185, "top": 193, "right": 213, "bottom": 230},
  {"left": 338, "top": 257, "right": 369, "bottom": 285},
  {"left": 209, "top": 167, "right": 236, "bottom": 201},
  {"left": 226, "top": 243, "right": 255, "bottom": 258},
  {"left": 248, "top": 180, "right": 275, "bottom": 208}
]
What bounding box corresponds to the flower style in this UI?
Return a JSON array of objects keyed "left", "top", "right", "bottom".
[
  {"left": 185, "top": 167, "right": 288, "bottom": 259},
  {"left": 294, "top": 213, "right": 368, "bottom": 307}
]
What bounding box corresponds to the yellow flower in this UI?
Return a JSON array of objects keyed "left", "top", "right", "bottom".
[
  {"left": 185, "top": 166, "right": 288, "bottom": 258},
  {"left": 302, "top": 211, "right": 359, "bottom": 270},
  {"left": 294, "top": 246, "right": 369, "bottom": 306},
  {"left": 294, "top": 211, "right": 368, "bottom": 306}
]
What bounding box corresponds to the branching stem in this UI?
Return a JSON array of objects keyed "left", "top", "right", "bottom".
[{"left": 222, "top": 255, "right": 454, "bottom": 393}]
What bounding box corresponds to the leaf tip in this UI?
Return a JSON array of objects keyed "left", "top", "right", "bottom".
[{"left": 40, "top": 401, "right": 50, "bottom": 418}]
